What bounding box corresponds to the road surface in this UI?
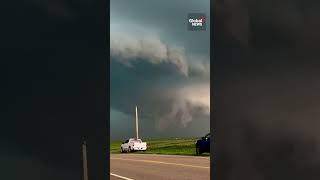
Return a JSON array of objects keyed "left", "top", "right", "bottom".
[{"left": 110, "top": 154, "right": 210, "bottom": 180}]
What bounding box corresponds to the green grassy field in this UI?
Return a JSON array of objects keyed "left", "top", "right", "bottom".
[{"left": 110, "top": 137, "right": 210, "bottom": 156}]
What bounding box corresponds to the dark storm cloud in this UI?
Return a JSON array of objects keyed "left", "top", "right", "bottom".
[
  {"left": 111, "top": 0, "right": 210, "bottom": 55},
  {"left": 111, "top": 31, "right": 210, "bottom": 77},
  {"left": 110, "top": 0, "right": 210, "bottom": 140},
  {"left": 214, "top": 0, "right": 320, "bottom": 179},
  {"left": 110, "top": 107, "right": 210, "bottom": 141},
  {"left": 111, "top": 32, "right": 189, "bottom": 76},
  {"left": 110, "top": 59, "right": 210, "bottom": 140}
]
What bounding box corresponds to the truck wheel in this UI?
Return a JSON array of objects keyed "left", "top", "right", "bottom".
[{"left": 196, "top": 146, "right": 201, "bottom": 155}]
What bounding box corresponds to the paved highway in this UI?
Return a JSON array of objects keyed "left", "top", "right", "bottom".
[{"left": 110, "top": 154, "right": 210, "bottom": 180}]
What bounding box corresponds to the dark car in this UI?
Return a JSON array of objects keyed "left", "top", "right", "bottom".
[{"left": 196, "top": 133, "right": 211, "bottom": 155}]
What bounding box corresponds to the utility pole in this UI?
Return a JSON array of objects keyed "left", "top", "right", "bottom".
[
  {"left": 135, "top": 106, "right": 139, "bottom": 139},
  {"left": 82, "top": 140, "right": 88, "bottom": 180}
]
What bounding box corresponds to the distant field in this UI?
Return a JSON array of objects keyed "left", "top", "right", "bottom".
[{"left": 110, "top": 137, "right": 210, "bottom": 156}]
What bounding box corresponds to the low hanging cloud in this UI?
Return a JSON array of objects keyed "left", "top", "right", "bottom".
[
  {"left": 155, "top": 83, "right": 210, "bottom": 130},
  {"left": 110, "top": 21, "right": 210, "bottom": 137},
  {"left": 111, "top": 32, "right": 189, "bottom": 76},
  {"left": 110, "top": 71, "right": 210, "bottom": 131},
  {"left": 110, "top": 30, "right": 210, "bottom": 132},
  {"left": 187, "top": 55, "right": 211, "bottom": 78},
  {"left": 110, "top": 32, "right": 210, "bottom": 77}
]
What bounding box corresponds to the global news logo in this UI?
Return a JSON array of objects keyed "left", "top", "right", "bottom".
[{"left": 188, "top": 13, "right": 206, "bottom": 31}]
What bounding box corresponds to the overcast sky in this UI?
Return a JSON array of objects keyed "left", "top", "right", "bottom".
[{"left": 110, "top": 0, "right": 210, "bottom": 141}]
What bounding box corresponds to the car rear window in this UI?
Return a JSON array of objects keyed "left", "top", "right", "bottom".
[{"left": 132, "top": 140, "right": 142, "bottom": 143}]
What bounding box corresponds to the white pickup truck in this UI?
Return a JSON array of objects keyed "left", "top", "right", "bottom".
[{"left": 120, "top": 138, "right": 147, "bottom": 153}]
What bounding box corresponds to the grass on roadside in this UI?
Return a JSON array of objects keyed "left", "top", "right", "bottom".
[{"left": 110, "top": 137, "right": 210, "bottom": 156}]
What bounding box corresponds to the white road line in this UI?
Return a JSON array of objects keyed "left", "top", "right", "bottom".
[
  {"left": 110, "top": 173, "right": 135, "bottom": 180},
  {"left": 111, "top": 157, "right": 210, "bottom": 169}
]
